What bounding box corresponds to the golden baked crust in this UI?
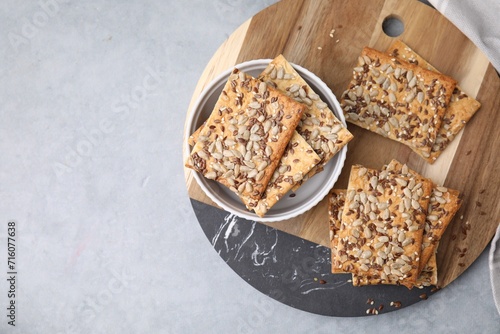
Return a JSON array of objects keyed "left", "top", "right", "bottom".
[
  {"left": 328, "top": 189, "right": 347, "bottom": 274},
  {"left": 387, "top": 40, "right": 481, "bottom": 163},
  {"left": 352, "top": 250, "right": 438, "bottom": 287},
  {"left": 190, "top": 126, "right": 320, "bottom": 216},
  {"left": 335, "top": 165, "right": 432, "bottom": 289},
  {"left": 187, "top": 122, "right": 205, "bottom": 147},
  {"left": 242, "top": 131, "right": 320, "bottom": 217},
  {"left": 383, "top": 159, "right": 461, "bottom": 274},
  {"left": 185, "top": 69, "right": 306, "bottom": 202},
  {"left": 415, "top": 251, "right": 438, "bottom": 287},
  {"left": 340, "top": 47, "right": 457, "bottom": 160},
  {"left": 258, "top": 55, "right": 353, "bottom": 190},
  {"left": 420, "top": 187, "right": 461, "bottom": 272}
]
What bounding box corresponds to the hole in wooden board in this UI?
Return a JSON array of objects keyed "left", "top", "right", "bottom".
[{"left": 382, "top": 15, "right": 404, "bottom": 37}]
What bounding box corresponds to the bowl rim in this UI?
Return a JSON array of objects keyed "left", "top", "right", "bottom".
[{"left": 185, "top": 59, "right": 348, "bottom": 222}]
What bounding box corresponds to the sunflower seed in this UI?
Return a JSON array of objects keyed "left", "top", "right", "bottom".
[
  {"left": 357, "top": 167, "right": 367, "bottom": 177},
  {"left": 347, "top": 91, "right": 357, "bottom": 101},
  {"left": 205, "top": 171, "right": 217, "bottom": 179},
  {"left": 289, "top": 84, "right": 300, "bottom": 93},
  {"left": 353, "top": 219, "right": 363, "bottom": 227},
  {"left": 396, "top": 178, "right": 408, "bottom": 187},
  {"left": 392, "top": 246, "right": 404, "bottom": 253},
  {"left": 377, "top": 202, "right": 388, "bottom": 210},
  {"left": 258, "top": 81, "right": 267, "bottom": 94},
  {"left": 394, "top": 67, "right": 401, "bottom": 79},
  {"left": 408, "top": 76, "right": 417, "bottom": 88},
  {"left": 436, "top": 186, "right": 448, "bottom": 192},
  {"left": 361, "top": 250, "right": 372, "bottom": 259},
  {"left": 247, "top": 169, "right": 258, "bottom": 179},
  {"left": 352, "top": 229, "right": 360, "bottom": 238},
  {"left": 222, "top": 150, "right": 234, "bottom": 157},
  {"left": 401, "top": 238, "right": 412, "bottom": 247},
  {"left": 197, "top": 150, "right": 209, "bottom": 160},
  {"left": 302, "top": 97, "right": 312, "bottom": 105},
  {"left": 389, "top": 117, "right": 399, "bottom": 128},
  {"left": 299, "top": 87, "right": 307, "bottom": 98},
  {"left": 406, "top": 70, "right": 414, "bottom": 82},
  {"left": 316, "top": 101, "right": 328, "bottom": 109},
  {"left": 391, "top": 268, "right": 403, "bottom": 277},
  {"left": 347, "top": 190, "right": 356, "bottom": 201},
  {"left": 375, "top": 76, "right": 386, "bottom": 85},
  {"left": 378, "top": 236, "right": 389, "bottom": 243},
  {"left": 349, "top": 201, "right": 360, "bottom": 210},
  {"left": 426, "top": 215, "right": 439, "bottom": 223},
  {"left": 257, "top": 161, "right": 268, "bottom": 171},
  {"left": 382, "top": 208, "right": 390, "bottom": 220},
  {"left": 388, "top": 92, "right": 396, "bottom": 103},
  {"left": 435, "top": 196, "right": 446, "bottom": 204},
  {"left": 308, "top": 92, "right": 320, "bottom": 100},
  {"left": 277, "top": 67, "right": 284, "bottom": 79},
  {"left": 249, "top": 101, "right": 261, "bottom": 109},
  {"left": 411, "top": 199, "right": 420, "bottom": 210},
  {"left": 433, "top": 190, "right": 443, "bottom": 197},
  {"left": 347, "top": 113, "right": 359, "bottom": 121},
  {"left": 390, "top": 82, "right": 398, "bottom": 92},
  {"left": 405, "top": 91, "right": 416, "bottom": 103},
  {"left": 416, "top": 91, "right": 424, "bottom": 104},
  {"left": 265, "top": 146, "right": 273, "bottom": 157},
  {"left": 400, "top": 264, "right": 412, "bottom": 274},
  {"left": 250, "top": 134, "right": 261, "bottom": 142}
]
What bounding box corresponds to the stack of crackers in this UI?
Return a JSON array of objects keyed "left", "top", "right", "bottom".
[
  {"left": 329, "top": 160, "right": 461, "bottom": 289},
  {"left": 186, "top": 55, "right": 353, "bottom": 217},
  {"left": 340, "top": 41, "right": 481, "bottom": 164}
]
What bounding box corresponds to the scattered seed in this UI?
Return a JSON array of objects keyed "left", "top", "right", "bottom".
[{"left": 390, "top": 301, "right": 402, "bottom": 308}]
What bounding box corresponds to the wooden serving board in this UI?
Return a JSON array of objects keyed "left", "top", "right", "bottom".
[{"left": 183, "top": 0, "right": 500, "bottom": 288}]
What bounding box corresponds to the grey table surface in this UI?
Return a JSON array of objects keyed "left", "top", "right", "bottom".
[{"left": 0, "top": 0, "right": 499, "bottom": 333}]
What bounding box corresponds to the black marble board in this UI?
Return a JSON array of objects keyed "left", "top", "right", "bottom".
[{"left": 191, "top": 199, "right": 437, "bottom": 317}]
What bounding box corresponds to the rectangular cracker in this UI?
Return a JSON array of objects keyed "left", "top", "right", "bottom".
[
  {"left": 187, "top": 122, "right": 205, "bottom": 147},
  {"left": 258, "top": 55, "right": 353, "bottom": 190},
  {"left": 189, "top": 125, "right": 320, "bottom": 216},
  {"left": 242, "top": 131, "right": 320, "bottom": 217},
  {"left": 421, "top": 186, "right": 461, "bottom": 272},
  {"left": 340, "top": 47, "right": 457, "bottom": 160},
  {"left": 387, "top": 40, "right": 481, "bottom": 163},
  {"left": 334, "top": 165, "right": 432, "bottom": 289},
  {"left": 328, "top": 189, "right": 346, "bottom": 274},
  {"left": 329, "top": 187, "right": 438, "bottom": 286},
  {"left": 188, "top": 115, "right": 320, "bottom": 216},
  {"left": 383, "top": 159, "right": 461, "bottom": 273},
  {"left": 416, "top": 251, "right": 438, "bottom": 287},
  {"left": 353, "top": 251, "right": 438, "bottom": 287},
  {"left": 185, "top": 69, "right": 306, "bottom": 202}
]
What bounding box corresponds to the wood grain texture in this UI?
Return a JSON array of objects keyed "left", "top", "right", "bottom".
[
  {"left": 183, "top": 0, "right": 499, "bottom": 287},
  {"left": 436, "top": 63, "right": 500, "bottom": 287}
]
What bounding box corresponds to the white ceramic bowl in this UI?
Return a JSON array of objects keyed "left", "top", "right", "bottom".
[{"left": 185, "top": 59, "right": 348, "bottom": 222}]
